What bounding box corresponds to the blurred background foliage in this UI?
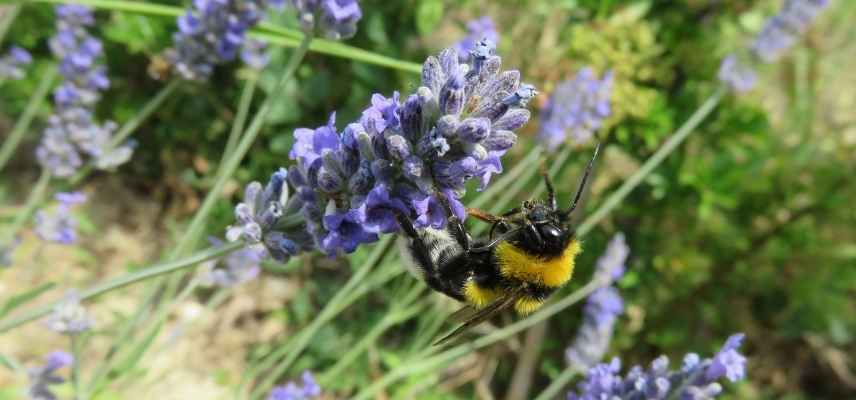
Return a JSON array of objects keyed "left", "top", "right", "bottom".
[{"left": 1, "top": 0, "right": 855, "bottom": 399}]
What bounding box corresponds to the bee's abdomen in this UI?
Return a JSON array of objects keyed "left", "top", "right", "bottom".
[{"left": 400, "top": 228, "right": 468, "bottom": 301}]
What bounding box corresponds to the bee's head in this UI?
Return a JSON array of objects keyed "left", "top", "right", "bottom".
[{"left": 505, "top": 201, "right": 572, "bottom": 257}]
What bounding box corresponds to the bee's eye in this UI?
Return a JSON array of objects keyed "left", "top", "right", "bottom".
[{"left": 539, "top": 224, "right": 562, "bottom": 241}]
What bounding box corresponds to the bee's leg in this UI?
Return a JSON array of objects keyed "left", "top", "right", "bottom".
[
  {"left": 467, "top": 207, "right": 502, "bottom": 224},
  {"left": 436, "top": 193, "right": 471, "bottom": 252},
  {"left": 540, "top": 162, "right": 557, "bottom": 211}
]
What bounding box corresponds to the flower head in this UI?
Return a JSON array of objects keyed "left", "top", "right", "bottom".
[
  {"left": 227, "top": 168, "right": 315, "bottom": 262},
  {"left": 567, "top": 334, "right": 748, "bottom": 400},
  {"left": 28, "top": 351, "right": 74, "bottom": 400},
  {"left": 565, "top": 233, "right": 629, "bottom": 370},
  {"left": 718, "top": 55, "right": 757, "bottom": 93},
  {"left": 268, "top": 370, "right": 321, "bottom": 400},
  {"left": 288, "top": 0, "right": 362, "bottom": 40},
  {"left": 538, "top": 68, "right": 612, "bottom": 150},
  {"left": 167, "top": 0, "right": 285, "bottom": 80},
  {"left": 752, "top": 0, "right": 830, "bottom": 63},
  {"left": 37, "top": 5, "right": 131, "bottom": 177},
  {"left": 453, "top": 16, "right": 499, "bottom": 63},
  {"left": 286, "top": 43, "right": 534, "bottom": 255},
  {"left": 594, "top": 232, "right": 629, "bottom": 284},
  {"left": 34, "top": 192, "right": 87, "bottom": 245},
  {"left": 45, "top": 290, "right": 93, "bottom": 335},
  {"left": 0, "top": 46, "right": 33, "bottom": 80}
]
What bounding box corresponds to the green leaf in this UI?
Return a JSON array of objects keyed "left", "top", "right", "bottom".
[
  {"left": 415, "top": 0, "right": 444, "bottom": 36},
  {"left": 0, "top": 282, "right": 56, "bottom": 319}
]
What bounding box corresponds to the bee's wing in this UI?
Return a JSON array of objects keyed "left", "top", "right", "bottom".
[{"left": 434, "top": 288, "right": 524, "bottom": 346}]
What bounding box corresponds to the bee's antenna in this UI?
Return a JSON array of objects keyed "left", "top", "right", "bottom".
[{"left": 563, "top": 142, "right": 601, "bottom": 217}]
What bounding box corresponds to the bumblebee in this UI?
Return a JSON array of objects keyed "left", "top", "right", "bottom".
[{"left": 396, "top": 144, "right": 600, "bottom": 345}]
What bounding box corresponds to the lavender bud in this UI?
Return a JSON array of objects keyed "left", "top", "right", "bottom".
[
  {"left": 355, "top": 131, "right": 376, "bottom": 161},
  {"left": 456, "top": 117, "right": 491, "bottom": 143},
  {"left": 348, "top": 161, "right": 374, "bottom": 194},
  {"left": 317, "top": 167, "right": 344, "bottom": 193},
  {"left": 421, "top": 55, "right": 444, "bottom": 95},
  {"left": 403, "top": 155, "right": 424, "bottom": 179},
  {"left": 386, "top": 135, "right": 412, "bottom": 161},
  {"left": 436, "top": 115, "right": 460, "bottom": 138},
  {"left": 439, "top": 73, "right": 465, "bottom": 115},
  {"left": 401, "top": 94, "right": 423, "bottom": 139},
  {"left": 483, "top": 130, "right": 517, "bottom": 151},
  {"left": 493, "top": 109, "right": 530, "bottom": 131}
]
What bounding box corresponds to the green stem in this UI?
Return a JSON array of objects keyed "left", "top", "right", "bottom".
[
  {"left": 576, "top": 87, "right": 725, "bottom": 236},
  {"left": 0, "top": 67, "right": 58, "bottom": 173},
  {"left": 318, "top": 301, "right": 425, "bottom": 386},
  {"left": 0, "top": 241, "right": 243, "bottom": 333},
  {"left": 352, "top": 279, "right": 602, "bottom": 400},
  {"left": 242, "top": 236, "right": 394, "bottom": 398},
  {"left": 175, "top": 35, "right": 311, "bottom": 257},
  {"left": 0, "top": 4, "right": 20, "bottom": 45},
  {"left": 97, "top": 36, "right": 312, "bottom": 394},
  {"left": 30, "top": 0, "right": 421, "bottom": 73},
  {"left": 220, "top": 75, "right": 258, "bottom": 168},
  {"left": 2, "top": 170, "right": 51, "bottom": 243},
  {"left": 71, "top": 335, "right": 83, "bottom": 400},
  {"left": 533, "top": 367, "right": 580, "bottom": 400}
]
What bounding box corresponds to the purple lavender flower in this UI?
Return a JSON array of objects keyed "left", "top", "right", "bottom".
[
  {"left": 268, "top": 371, "right": 321, "bottom": 400},
  {"left": 227, "top": 168, "right": 315, "bottom": 262},
  {"left": 45, "top": 290, "right": 93, "bottom": 335},
  {"left": 288, "top": 0, "right": 362, "bottom": 40},
  {"left": 167, "top": 0, "right": 285, "bottom": 80},
  {"left": 538, "top": 68, "right": 612, "bottom": 151},
  {"left": 199, "top": 238, "right": 265, "bottom": 287},
  {"left": 0, "top": 46, "right": 32, "bottom": 80},
  {"left": 286, "top": 41, "right": 534, "bottom": 254},
  {"left": 453, "top": 16, "right": 499, "bottom": 63},
  {"left": 567, "top": 334, "right": 748, "bottom": 400},
  {"left": 28, "top": 351, "right": 74, "bottom": 400},
  {"left": 718, "top": 55, "right": 757, "bottom": 93},
  {"left": 593, "top": 232, "right": 628, "bottom": 284},
  {"left": 565, "top": 233, "right": 629, "bottom": 370},
  {"left": 36, "top": 5, "right": 131, "bottom": 177},
  {"left": 752, "top": 0, "right": 830, "bottom": 63},
  {"left": 34, "top": 192, "right": 86, "bottom": 245}
]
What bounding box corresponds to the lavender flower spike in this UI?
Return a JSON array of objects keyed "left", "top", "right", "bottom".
[
  {"left": 718, "top": 54, "right": 757, "bottom": 93},
  {"left": 0, "top": 46, "right": 33, "bottom": 80},
  {"left": 167, "top": 0, "right": 286, "bottom": 81},
  {"left": 567, "top": 334, "right": 748, "bottom": 400},
  {"left": 227, "top": 168, "right": 314, "bottom": 262},
  {"left": 538, "top": 67, "right": 612, "bottom": 150},
  {"left": 268, "top": 370, "right": 322, "bottom": 399},
  {"left": 752, "top": 0, "right": 831, "bottom": 63},
  {"left": 288, "top": 0, "right": 363, "bottom": 40},
  {"left": 45, "top": 289, "right": 94, "bottom": 335},
  {"left": 28, "top": 351, "right": 74, "bottom": 400},
  {"left": 286, "top": 41, "right": 535, "bottom": 255},
  {"left": 37, "top": 5, "right": 131, "bottom": 176},
  {"left": 34, "top": 191, "right": 87, "bottom": 245},
  {"left": 565, "top": 233, "right": 629, "bottom": 370},
  {"left": 453, "top": 16, "right": 499, "bottom": 63}
]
